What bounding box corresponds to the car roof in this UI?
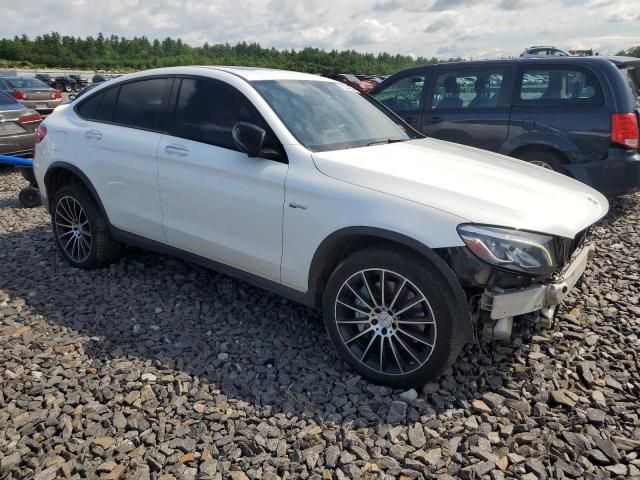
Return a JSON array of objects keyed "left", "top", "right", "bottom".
[
  {"left": 101, "top": 66, "right": 331, "bottom": 85},
  {"left": 381, "top": 56, "right": 640, "bottom": 75}
]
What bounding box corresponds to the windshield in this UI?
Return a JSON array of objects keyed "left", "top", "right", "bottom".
[
  {"left": 253, "top": 80, "right": 419, "bottom": 152},
  {"left": 0, "top": 91, "right": 18, "bottom": 106},
  {"left": 7, "top": 78, "right": 50, "bottom": 89}
]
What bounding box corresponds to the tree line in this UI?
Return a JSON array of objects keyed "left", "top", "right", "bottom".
[
  {"left": 617, "top": 45, "right": 640, "bottom": 58},
  {"left": 0, "top": 32, "right": 460, "bottom": 74}
]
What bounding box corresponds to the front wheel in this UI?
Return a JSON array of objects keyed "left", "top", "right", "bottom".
[
  {"left": 322, "top": 246, "right": 467, "bottom": 387},
  {"left": 52, "top": 184, "right": 123, "bottom": 269}
]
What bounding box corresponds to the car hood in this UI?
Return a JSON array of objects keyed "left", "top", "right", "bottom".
[{"left": 312, "top": 138, "right": 609, "bottom": 239}]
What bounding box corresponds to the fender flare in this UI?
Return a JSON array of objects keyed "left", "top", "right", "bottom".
[
  {"left": 308, "top": 226, "right": 473, "bottom": 339},
  {"left": 44, "top": 161, "right": 110, "bottom": 222}
]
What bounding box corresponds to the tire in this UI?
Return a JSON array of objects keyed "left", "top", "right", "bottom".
[
  {"left": 73, "top": 84, "right": 81, "bottom": 92},
  {"left": 322, "top": 245, "right": 467, "bottom": 387},
  {"left": 516, "top": 150, "right": 566, "bottom": 173},
  {"left": 18, "top": 187, "right": 42, "bottom": 208},
  {"left": 64, "top": 84, "right": 72, "bottom": 92},
  {"left": 52, "top": 184, "right": 123, "bottom": 269},
  {"left": 53, "top": 83, "right": 63, "bottom": 91}
]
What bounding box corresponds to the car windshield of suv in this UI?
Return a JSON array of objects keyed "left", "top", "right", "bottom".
[
  {"left": 7, "top": 78, "right": 50, "bottom": 89},
  {"left": 253, "top": 80, "right": 418, "bottom": 152}
]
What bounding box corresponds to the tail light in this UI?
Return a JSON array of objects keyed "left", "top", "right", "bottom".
[
  {"left": 611, "top": 113, "right": 639, "bottom": 149},
  {"left": 18, "top": 113, "right": 43, "bottom": 125},
  {"left": 35, "top": 125, "right": 47, "bottom": 144},
  {"left": 51, "top": 91, "right": 61, "bottom": 100},
  {"left": 13, "top": 90, "right": 28, "bottom": 100}
]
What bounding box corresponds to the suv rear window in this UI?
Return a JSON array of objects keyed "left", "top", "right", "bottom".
[
  {"left": 518, "top": 67, "right": 603, "bottom": 105},
  {"left": 622, "top": 66, "right": 640, "bottom": 103},
  {"left": 113, "top": 78, "right": 170, "bottom": 131}
]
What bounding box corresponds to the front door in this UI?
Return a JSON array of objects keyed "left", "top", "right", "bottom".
[
  {"left": 371, "top": 71, "right": 429, "bottom": 128},
  {"left": 157, "top": 77, "right": 288, "bottom": 282}
]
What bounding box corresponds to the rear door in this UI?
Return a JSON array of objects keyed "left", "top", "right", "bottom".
[
  {"left": 421, "top": 64, "right": 514, "bottom": 151},
  {"left": 509, "top": 64, "right": 610, "bottom": 162},
  {"left": 73, "top": 77, "right": 171, "bottom": 241},
  {"left": 371, "top": 70, "right": 428, "bottom": 128}
]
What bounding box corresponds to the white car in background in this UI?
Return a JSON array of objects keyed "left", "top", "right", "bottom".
[
  {"left": 520, "top": 46, "right": 572, "bottom": 57},
  {"left": 33, "top": 66, "right": 608, "bottom": 386}
]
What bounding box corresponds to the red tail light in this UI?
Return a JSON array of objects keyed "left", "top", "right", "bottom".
[
  {"left": 18, "top": 113, "right": 43, "bottom": 125},
  {"left": 13, "top": 90, "right": 28, "bottom": 100},
  {"left": 35, "top": 125, "right": 47, "bottom": 144},
  {"left": 51, "top": 91, "right": 61, "bottom": 100},
  {"left": 611, "top": 113, "right": 639, "bottom": 149}
]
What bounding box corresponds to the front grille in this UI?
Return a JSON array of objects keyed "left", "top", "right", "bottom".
[{"left": 555, "top": 228, "right": 589, "bottom": 271}]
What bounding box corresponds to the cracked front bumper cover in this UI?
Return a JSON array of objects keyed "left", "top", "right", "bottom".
[{"left": 481, "top": 244, "right": 593, "bottom": 320}]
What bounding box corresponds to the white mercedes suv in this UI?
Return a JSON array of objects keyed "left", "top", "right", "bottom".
[{"left": 33, "top": 66, "right": 608, "bottom": 386}]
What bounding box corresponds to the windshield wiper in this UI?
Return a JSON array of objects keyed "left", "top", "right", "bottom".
[{"left": 366, "top": 138, "right": 407, "bottom": 146}]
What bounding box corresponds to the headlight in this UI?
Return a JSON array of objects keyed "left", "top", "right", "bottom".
[{"left": 457, "top": 225, "right": 556, "bottom": 276}]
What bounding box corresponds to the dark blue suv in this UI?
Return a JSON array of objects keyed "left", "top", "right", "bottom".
[{"left": 371, "top": 56, "right": 640, "bottom": 196}]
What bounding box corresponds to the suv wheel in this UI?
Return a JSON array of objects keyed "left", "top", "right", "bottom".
[
  {"left": 322, "top": 246, "right": 465, "bottom": 387},
  {"left": 517, "top": 150, "right": 565, "bottom": 173},
  {"left": 52, "top": 184, "right": 123, "bottom": 269}
]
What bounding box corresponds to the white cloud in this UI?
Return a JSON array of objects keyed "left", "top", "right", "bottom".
[{"left": 0, "top": 0, "right": 638, "bottom": 60}]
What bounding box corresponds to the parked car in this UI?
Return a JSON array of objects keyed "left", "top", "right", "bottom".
[
  {"left": 35, "top": 73, "right": 82, "bottom": 92},
  {"left": 520, "top": 46, "right": 571, "bottom": 57},
  {"left": 0, "top": 77, "right": 63, "bottom": 114},
  {"left": 34, "top": 66, "right": 608, "bottom": 386},
  {"left": 0, "top": 90, "right": 42, "bottom": 158},
  {"left": 68, "top": 74, "right": 89, "bottom": 89},
  {"left": 371, "top": 56, "right": 640, "bottom": 196},
  {"left": 92, "top": 74, "right": 109, "bottom": 84},
  {"left": 320, "top": 73, "right": 372, "bottom": 92}
]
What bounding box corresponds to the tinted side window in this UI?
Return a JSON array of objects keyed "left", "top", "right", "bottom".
[
  {"left": 172, "top": 78, "right": 260, "bottom": 150},
  {"left": 113, "top": 78, "right": 169, "bottom": 130},
  {"left": 518, "top": 68, "right": 603, "bottom": 104},
  {"left": 373, "top": 74, "right": 426, "bottom": 111},
  {"left": 77, "top": 91, "right": 105, "bottom": 119},
  {"left": 431, "top": 69, "right": 505, "bottom": 109},
  {"left": 94, "top": 87, "right": 118, "bottom": 122}
]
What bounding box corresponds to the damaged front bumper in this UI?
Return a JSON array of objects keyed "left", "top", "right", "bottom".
[{"left": 478, "top": 244, "right": 594, "bottom": 339}]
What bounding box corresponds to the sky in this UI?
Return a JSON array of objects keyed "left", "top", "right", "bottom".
[{"left": 1, "top": 0, "right": 639, "bottom": 59}]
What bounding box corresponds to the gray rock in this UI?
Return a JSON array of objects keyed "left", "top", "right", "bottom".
[{"left": 387, "top": 400, "right": 408, "bottom": 424}]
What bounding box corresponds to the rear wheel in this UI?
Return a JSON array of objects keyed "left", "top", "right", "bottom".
[
  {"left": 64, "top": 84, "right": 73, "bottom": 92},
  {"left": 73, "top": 84, "right": 81, "bottom": 92},
  {"left": 322, "top": 246, "right": 467, "bottom": 387},
  {"left": 52, "top": 184, "right": 123, "bottom": 269},
  {"left": 53, "top": 83, "right": 63, "bottom": 91},
  {"left": 516, "top": 150, "right": 566, "bottom": 173}
]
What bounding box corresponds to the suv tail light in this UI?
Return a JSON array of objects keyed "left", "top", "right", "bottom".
[
  {"left": 18, "top": 113, "right": 43, "bottom": 125},
  {"left": 35, "top": 125, "right": 47, "bottom": 144},
  {"left": 51, "top": 91, "right": 61, "bottom": 100},
  {"left": 13, "top": 90, "right": 28, "bottom": 100},
  {"left": 611, "top": 113, "right": 639, "bottom": 149}
]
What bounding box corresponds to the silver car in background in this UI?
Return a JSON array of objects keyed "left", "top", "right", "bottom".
[{"left": 0, "top": 77, "right": 63, "bottom": 114}]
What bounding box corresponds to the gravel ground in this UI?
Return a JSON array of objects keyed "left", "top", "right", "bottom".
[{"left": 0, "top": 168, "right": 639, "bottom": 480}]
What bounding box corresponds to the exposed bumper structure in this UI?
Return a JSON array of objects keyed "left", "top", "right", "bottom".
[{"left": 480, "top": 244, "right": 593, "bottom": 332}]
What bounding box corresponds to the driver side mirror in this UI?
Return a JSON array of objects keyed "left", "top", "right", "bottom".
[{"left": 232, "top": 122, "right": 266, "bottom": 157}]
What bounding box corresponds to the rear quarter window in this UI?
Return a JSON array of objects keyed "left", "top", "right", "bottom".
[
  {"left": 516, "top": 66, "right": 603, "bottom": 106},
  {"left": 623, "top": 66, "right": 640, "bottom": 102}
]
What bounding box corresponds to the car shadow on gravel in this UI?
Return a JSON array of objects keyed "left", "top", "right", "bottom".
[{"left": 0, "top": 219, "right": 536, "bottom": 426}]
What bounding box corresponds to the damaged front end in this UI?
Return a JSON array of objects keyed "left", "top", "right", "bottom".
[{"left": 439, "top": 226, "right": 593, "bottom": 341}]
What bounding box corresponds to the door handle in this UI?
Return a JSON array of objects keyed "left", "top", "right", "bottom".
[
  {"left": 164, "top": 144, "right": 189, "bottom": 156},
  {"left": 428, "top": 116, "right": 443, "bottom": 124},
  {"left": 84, "top": 129, "right": 102, "bottom": 140}
]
